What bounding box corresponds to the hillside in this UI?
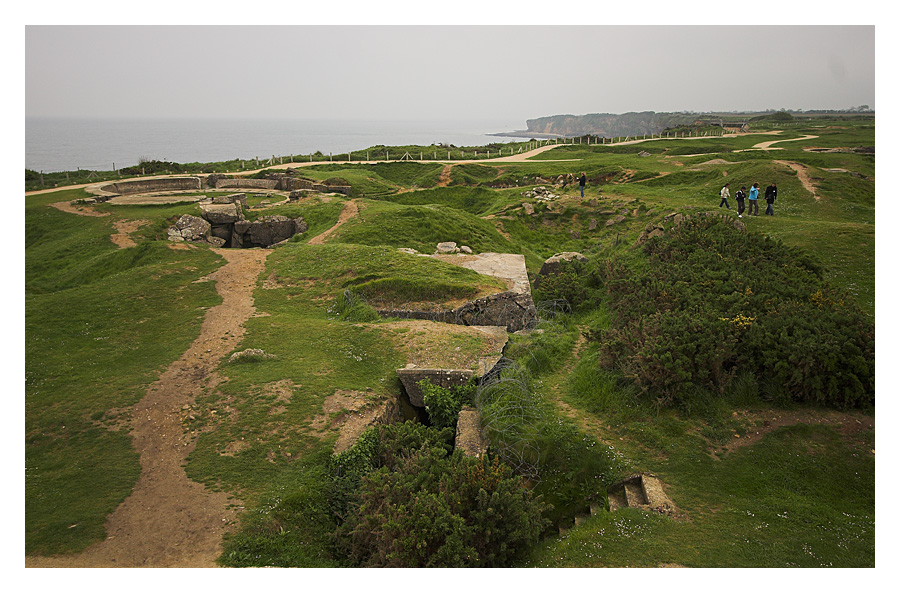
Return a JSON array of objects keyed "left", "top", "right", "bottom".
[
  {"left": 25, "top": 121, "right": 875, "bottom": 568},
  {"left": 523, "top": 109, "right": 875, "bottom": 138}
]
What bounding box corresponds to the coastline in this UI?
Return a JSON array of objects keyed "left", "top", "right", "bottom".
[{"left": 489, "top": 130, "right": 561, "bottom": 140}]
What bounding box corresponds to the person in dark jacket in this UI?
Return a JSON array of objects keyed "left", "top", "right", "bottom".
[
  {"left": 578, "top": 172, "right": 587, "bottom": 198},
  {"left": 735, "top": 186, "right": 746, "bottom": 218},
  {"left": 765, "top": 183, "right": 777, "bottom": 215}
]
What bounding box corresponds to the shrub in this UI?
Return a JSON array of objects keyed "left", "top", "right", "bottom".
[
  {"left": 335, "top": 447, "right": 547, "bottom": 567},
  {"left": 597, "top": 216, "right": 874, "bottom": 409},
  {"left": 419, "top": 378, "right": 475, "bottom": 430}
]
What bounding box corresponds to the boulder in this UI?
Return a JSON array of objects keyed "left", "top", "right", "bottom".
[
  {"left": 538, "top": 252, "right": 588, "bottom": 277},
  {"left": 200, "top": 203, "right": 243, "bottom": 225},
  {"left": 172, "top": 214, "right": 210, "bottom": 241},
  {"left": 436, "top": 242, "right": 459, "bottom": 254}
]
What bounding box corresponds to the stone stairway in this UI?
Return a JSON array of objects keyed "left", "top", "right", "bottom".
[{"left": 559, "top": 473, "right": 677, "bottom": 535}]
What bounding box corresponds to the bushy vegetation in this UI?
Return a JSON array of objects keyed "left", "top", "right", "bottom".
[
  {"left": 419, "top": 378, "right": 476, "bottom": 430},
  {"left": 597, "top": 216, "right": 874, "bottom": 410},
  {"left": 328, "top": 422, "right": 547, "bottom": 567}
]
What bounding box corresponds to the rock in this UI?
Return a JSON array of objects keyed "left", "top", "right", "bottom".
[
  {"left": 459, "top": 245, "right": 473, "bottom": 254},
  {"left": 397, "top": 247, "right": 419, "bottom": 255},
  {"left": 523, "top": 203, "right": 535, "bottom": 215},
  {"left": 537, "top": 252, "right": 588, "bottom": 278},
  {"left": 200, "top": 203, "right": 243, "bottom": 225},
  {"left": 206, "top": 236, "right": 226, "bottom": 247},
  {"left": 228, "top": 348, "right": 275, "bottom": 363},
  {"left": 293, "top": 216, "right": 308, "bottom": 235},
  {"left": 172, "top": 214, "right": 211, "bottom": 241},
  {"left": 605, "top": 214, "right": 626, "bottom": 226},
  {"left": 588, "top": 217, "right": 598, "bottom": 230},
  {"left": 436, "top": 242, "right": 459, "bottom": 254}
]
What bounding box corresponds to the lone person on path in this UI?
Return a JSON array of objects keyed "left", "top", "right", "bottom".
[
  {"left": 719, "top": 183, "right": 731, "bottom": 209},
  {"left": 765, "top": 182, "right": 777, "bottom": 216},
  {"left": 578, "top": 172, "right": 587, "bottom": 198},
  {"left": 735, "top": 186, "right": 746, "bottom": 218},
  {"left": 748, "top": 183, "right": 760, "bottom": 216}
]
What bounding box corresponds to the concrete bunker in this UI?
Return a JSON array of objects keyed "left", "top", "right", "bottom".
[{"left": 166, "top": 193, "right": 307, "bottom": 248}]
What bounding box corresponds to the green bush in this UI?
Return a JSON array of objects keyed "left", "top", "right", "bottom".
[
  {"left": 597, "top": 216, "right": 874, "bottom": 409},
  {"left": 419, "top": 378, "right": 475, "bottom": 430},
  {"left": 335, "top": 447, "right": 547, "bottom": 567}
]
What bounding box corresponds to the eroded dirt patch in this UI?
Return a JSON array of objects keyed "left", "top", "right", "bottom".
[
  {"left": 110, "top": 219, "right": 150, "bottom": 249},
  {"left": 50, "top": 201, "right": 110, "bottom": 217}
]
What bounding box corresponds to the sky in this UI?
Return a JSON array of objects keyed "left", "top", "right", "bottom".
[{"left": 24, "top": 23, "right": 875, "bottom": 125}]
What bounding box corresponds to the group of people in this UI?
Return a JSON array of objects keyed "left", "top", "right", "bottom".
[{"left": 718, "top": 182, "right": 777, "bottom": 217}]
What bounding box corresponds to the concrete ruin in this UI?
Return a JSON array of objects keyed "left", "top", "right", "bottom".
[
  {"left": 455, "top": 407, "right": 488, "bottom": 457},
  {"left": 378, "top": 251, "right": 538, "bottom": 333},
  {"left": 167, "top": 193, "right": 307, "bottom": 248},
  {"left": 607, "top": 473, "right": 678, "bottom": 515}
]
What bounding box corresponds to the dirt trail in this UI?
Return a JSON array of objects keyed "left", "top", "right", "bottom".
[
  {"left": 307, "top": 199, "right": 359, "bottom": 245},
  {"left": 775, "top": 160, "right": 820, "bottom": 200},
  {"left": 26, "top": 248, "right": 269, "bottom": 567}
]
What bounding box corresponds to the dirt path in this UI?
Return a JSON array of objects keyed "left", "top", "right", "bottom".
[
  {"left": 26, "top": 248, "right": 269, "bottom": 567},
  {"left": 307, "top": 199, "right": 359, "bottom": 245},
  {"left": 774, "top": 160, "right": 820, "bottom": 200}
]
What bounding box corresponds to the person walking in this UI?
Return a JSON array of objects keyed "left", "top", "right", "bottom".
[
  {"left": 719, "top": 183, "right": 731, "bottom": 209},
  {"left": 735, "top": 186, "right": 746, "bottom": 218},
  {"left": 748, "top": 183, "right": 760, "bottom": 216},
  {"left": 578, "top": 172, "right": 587, "bottom": 198},
  {"left": 765, "top": 182, "right": 777, "bottom": 215}
]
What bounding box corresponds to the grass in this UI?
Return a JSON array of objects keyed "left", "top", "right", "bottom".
[
  {"left": 25, "top": 121, "right": 875, "bottom": 566},
  {"left": 25, "top": 193, "right": 223, "bottom": 554},
  {"left": 525, "top": 424, "right": 874, "bottom": 567}
]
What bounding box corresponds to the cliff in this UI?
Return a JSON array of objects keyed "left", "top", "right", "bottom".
[{"left": 525, "top": 111, "right": 702, "bottom": 137}]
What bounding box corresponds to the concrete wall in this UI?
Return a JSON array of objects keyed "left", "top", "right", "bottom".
[
  {"left": 377, "top": 290, "right": 537, "bottom": 333},
  {"left": 100, "top": 177, "right": 201, "bottom": 195},
  {"left": 214, "top": 178, "right": 278, "bottom": 190}
]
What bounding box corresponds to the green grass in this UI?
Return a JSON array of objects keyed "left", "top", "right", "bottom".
[
  {"left": 25, "top": 193, "right": 223, "bottom": 554},
  {"left": 25, "top": 121, "right": 875, "bottom": 566},
  {"left": 325, "top": 199, "right": 515, "bottom": 254},
  {"left": 525, "top": 424, "right": 874, "bottom": 567}
]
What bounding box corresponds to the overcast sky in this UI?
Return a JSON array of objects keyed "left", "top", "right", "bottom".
[{"left": 25, "top": 24, "right": 875, "bottom": 124}]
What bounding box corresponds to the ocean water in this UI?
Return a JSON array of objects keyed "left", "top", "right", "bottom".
[{"left": 25, "top": 117, "right": 533, "bottom": 173}]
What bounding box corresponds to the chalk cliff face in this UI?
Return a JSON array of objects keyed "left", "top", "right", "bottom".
[{"left": 525, "top": 111, "right": 700, "bottom": 137}]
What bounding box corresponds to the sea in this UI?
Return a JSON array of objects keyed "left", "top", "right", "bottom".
[{"left": 25, "top": 117, "right": 534, "bottom": 173}]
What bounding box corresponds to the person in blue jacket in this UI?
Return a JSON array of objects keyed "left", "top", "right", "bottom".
[
  {"left": 578, "top": 172, "right": 587, "bottom": 198},
  {"left": 748, "top": 183, "right": 760, "bottom": 216}
]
